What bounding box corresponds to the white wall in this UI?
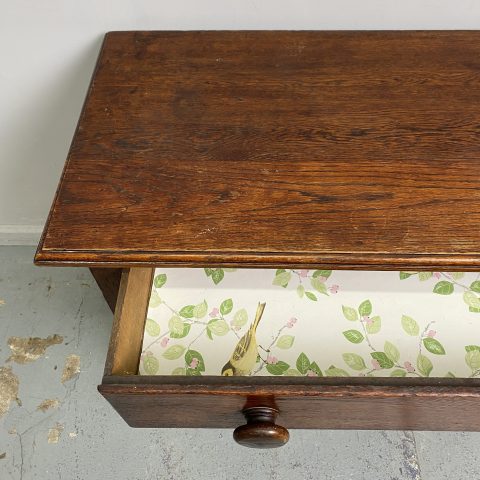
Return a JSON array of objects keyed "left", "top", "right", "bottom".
[{"left": 1, "top": 0, "right": 480, "bottom": 244}]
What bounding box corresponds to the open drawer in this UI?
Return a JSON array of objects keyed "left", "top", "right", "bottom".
[{"left": 98, "top": 267, "right": 480, "bottom": 447}]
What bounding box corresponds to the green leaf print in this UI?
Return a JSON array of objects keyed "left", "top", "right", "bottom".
[
  {"left": 418, "top": 272, "right": 433, "bottom": 282},
  {"left": 463, "top": 291, "right": 480, "bottom": 309},
  {"left": 423, "top": 338, "right": 446, "bottom": 355},
  {"left": 145, "top": 318, "right": 160, "bottom": 337},
  {"left": 266, "top": 361, "right": 290, "bottom": 375},
  {"left": 149, "top": 290, "right": 162, "bottom": 308},
  {"left": 470, "top": 281, "right": 480, "bottom": 293},
  {"left": 220, "top": 298, "right": 233, "bottom": 315},
  {"left": 417, "top": 354, "right": 433, "bottom": 377},
  {"left": 399, "top": 272, "right": 415, "bottom": 280},
  {"left": 170, "top": 323, "right": 191, "bottom": 339},
  {"left": 153, "top": 273, "right": 167, "bottom": 288},
  {"left": 204, "top": 268, "right": 214, "bottom": 277},
  {"left": 325, "top": 366, "right": 349, "bottom": 377},
  {"left": 296, "top": 285, "right": 305, "bottom": 298},
  {"left": 444, "top": 372, "right": 456, "bottom": 378},
  {"left": 272, "top": 271, "right": 291, "bottom": 287},
  {"left": 371, "top": 352, "right": 394, "bottom": 369},
  {"left": 186, "top": 368, "right": 202, "bottom": 376},
  {"left": 171, "top": 367, "right": 186, "bottom": 375},
  {"left": 168, "top": 315, "right": 184, "bottom": 336},
  {"left": 401, "top": 315, "right": 419, "bottom": 336},
  {"left": 207, "top": 319, "right": 229, "bottom": 336},
  {"left": 231, "top": 308, "right": 248, "bottom": 328},
  {"left": 162, "top": 345, "right": 185, "bottom": 360},
  {"left": 342, "top": 353, "right": 366, "bottom": 371},
  {"left": 310, "top": 277, "right": 328, "bottom": 295},
  {"left": 211, "top": 268, "right": 224, "bottom": 285},
  {"left": 390, "top": 369, "right": 407, "bottom": 377},
  {"left": 342, "top": 329, "right": 364, "bottom": 344},
  {"left": 193, "top": 300, "right": 208, "bottom": 319},
  {"left": 366, "top": 316, "right": 381, "bottom": 334},
  {"left": 384, "top": 341, "right": 400, "bottom": 363},
  {"left": 305, "top": 291, "right": 317, "bottom": 301},
  {"left": 143, "top": 355, "right": 159, "bottom": 375},
  {"left": 466, "top": 350, "right": 480, "bottom": 370},
  {"left": 450, "top": 272, "right": 465, "bottom": 280},
  {"left": 296, "top": 352, "right": 310, "bottom": 375},
  {"left": 276, "top": 335, "right": 295, "bottom": 349},
  {"left": 185, "top": 349, "right": 206, "bottom": 372},
  {"left": 313, "top": 270, "right": 332, "bottom": 279},
  {"left": 309, "top": 361, "right": 323, "bottom": 376},
  {"left": 284, "top": 368, "right": 302, "bottom": 376},
  {"left": 433, "top": 281, "right": 454, "bottom": 295},
  {"left": 358, "top": 300, "right": 372, "bottom": 316},
  {"left": 179, "top": 305, "right": 195, "bottom": 318},
  {"left": 465, "top": 345, "right": 480, "bottom": 352},
  {"left": 342, "top": 305, "right": 358, "bottom": 321}
]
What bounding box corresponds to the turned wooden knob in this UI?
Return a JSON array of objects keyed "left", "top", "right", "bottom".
[{"left": 233, "top": 406, "right": 289, "bottom": 448}]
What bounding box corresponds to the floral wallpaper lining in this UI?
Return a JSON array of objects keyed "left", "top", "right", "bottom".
[{"left": 140, "top": 269, "right": 480, "bottom": 378}]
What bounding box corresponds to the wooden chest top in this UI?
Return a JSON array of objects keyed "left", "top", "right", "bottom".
[{"left": 35, "top": 31, "right": 480, "bottom": 269}]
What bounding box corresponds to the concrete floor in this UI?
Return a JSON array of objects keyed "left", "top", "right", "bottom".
[{"left": 1, "top": 247, "right": 479, "bottom": 480}]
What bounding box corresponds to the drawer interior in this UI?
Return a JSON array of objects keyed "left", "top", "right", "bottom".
[
  {"left": 99, "top": 267, "right": 480, "bottom": 431},
  {"left": 138, "top": 268, "right": 480, "bottom": 379}
]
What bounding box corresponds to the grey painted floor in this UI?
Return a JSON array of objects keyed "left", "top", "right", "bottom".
[{"left": 0, "top": 246, "right": 479, "bottom": 480}]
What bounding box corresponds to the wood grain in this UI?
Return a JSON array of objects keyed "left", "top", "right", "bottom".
[
  {"left": 35, "top": 31, "right": 480, "bottom": 270},
  {"left": 99, "top": 375, "right": 480, "bottom": 430},
  {"left": 104, "top": 267, "right": 154, "bottom": 376}
]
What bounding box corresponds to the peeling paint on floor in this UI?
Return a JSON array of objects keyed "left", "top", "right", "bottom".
[
  {"left": 0, "top": 366, "right": 19, "bottom": 418},
  {"left": 0, "top": 452, "right": 6, "bottom": 460},
  {"left": 47, "top": 423, "right": 64, "bottom": 444},
  {"left": 7, "top": 334, "right": 63, "bottom": 364},
  {"left": 61, "top": 354, "right": 80, "bottom": 383},
  {"left": 36, "top": 398, "right": 60, "bottom": 412},
  {"left": 401, "top": 431, "right": 422, "bottom": 479}
]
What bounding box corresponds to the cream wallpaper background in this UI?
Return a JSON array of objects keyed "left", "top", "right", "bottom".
[{"left": 140, "top": 268, "right": 480, "bottom": 378}]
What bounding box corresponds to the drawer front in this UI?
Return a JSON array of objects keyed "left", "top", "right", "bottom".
[
  {"left": 98, "top": 268, "right": 480, "bottom": 447},
  {"left": 99, "top": 377, "right": 480, "bottom": 431}
]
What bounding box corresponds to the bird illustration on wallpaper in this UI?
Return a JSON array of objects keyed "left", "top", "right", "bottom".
[{"left": 222, "top": 302, "right": 266, "bottom": 376}]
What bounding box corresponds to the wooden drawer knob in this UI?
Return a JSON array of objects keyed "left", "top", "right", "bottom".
[{"left": 233, "top": 406, "right": 289, "bottom": 448}]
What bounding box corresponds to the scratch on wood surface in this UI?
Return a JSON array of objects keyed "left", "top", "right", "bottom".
[
  {"left": 7, "top": 334, "right": 63, "bottom": 364},
  {"left": 47, "top": 423, "right": 64, "bottom": 444},
  {"left": 36, "top": 399, "right": 60, "bottom": 412},
  {"left": 61, "top": 354, "right": 80, "bottom": 383},
  {"left": 0, "top": 366, "right": 20, "bottom": 418}
]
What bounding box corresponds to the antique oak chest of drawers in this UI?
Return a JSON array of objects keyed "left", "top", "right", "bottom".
[{"left": 35, "top": 31, "right": 480, "bottom": 448}]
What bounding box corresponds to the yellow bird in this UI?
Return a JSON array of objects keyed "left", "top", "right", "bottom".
[{"left": 221, "top": 302, "right": 266, "bottom": 376}]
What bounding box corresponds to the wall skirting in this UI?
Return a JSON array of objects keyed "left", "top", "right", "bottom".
[{"left": 0, "top": 225, "right": 43, "bottom": 245}]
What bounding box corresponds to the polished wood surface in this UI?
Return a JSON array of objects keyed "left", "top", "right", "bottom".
[
  {"left": 98, "top": 375, "right": 480, "bottom": 430},
  {"left": 233, "top": 407, "right": 289, "bottom": 448},
  {"left": 36, "top": 31, "right": 480, "bottom": 270}
]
